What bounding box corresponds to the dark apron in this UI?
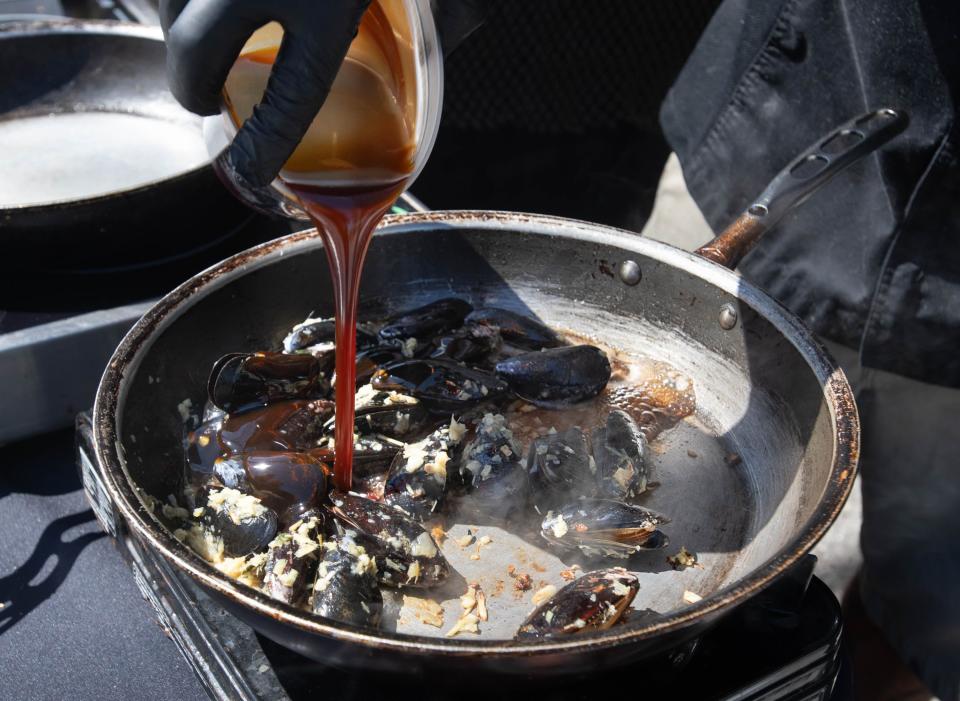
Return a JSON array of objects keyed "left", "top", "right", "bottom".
[{"left": 660, "top": 0, "right": 960, "bottom": 387}]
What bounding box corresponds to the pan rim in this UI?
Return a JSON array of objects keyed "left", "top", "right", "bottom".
[
  {"left": 92, "top": 210, "right": 859, "bottom": 657},
  {"left": 0, "top": 18, "right": 213, "bottom": 213}
]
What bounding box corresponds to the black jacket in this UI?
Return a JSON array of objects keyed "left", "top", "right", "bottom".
[{"left": 661, "top": 0, "right": 960, "bottom": 387}]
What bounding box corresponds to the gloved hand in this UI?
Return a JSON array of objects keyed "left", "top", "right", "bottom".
[{"left": 161, "top": 0, "right": 486, "bottom": 189}]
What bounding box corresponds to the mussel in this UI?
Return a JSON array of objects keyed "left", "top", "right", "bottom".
[
  {"left": 372, "top": 359, "right": 509, "bottom": 413},
  {"left": 349, "top": 384, "right": 431, "bottom": 441},
  {"left": 527, "top": 426, "right": 596, "bottom": 512},
  {"left": 310, "top": 434, "right": 405, "bottom": 479},
  {"left": 495, "top": 345, "right": 611, "bottom": 406},
  {"left": 593, "top": 410, "right": 648, "bottom": 499},
  {"left": 183, "top": 416, "right": 226, "bottom": 507},
  {"left": 208, "top": 351, "right": 334, "bottom": 413},
  {"left": 327, "top": 491, "right": 449, "bottom": 588},
  {"left": 311, "top": 533, "right": 382, "bottom": 628},
  {"left": 465, "top": 307, "right": 562, "bottom": 350},
  {"left": 212, "top": 451, "right": 328, "bottom": 527},
  {"left": 282, "top": 315, "right": 378, "bottom": 354},
  {"left": 540, "top": 498, "right": 669, "bottom": 558},
  {"left": 202, "top": 487, "right": 278, "bottom": 558},
  {"left": 378, "top": 298, "right": 472, "bottom": 341},
  {"left": 261, "top": 516, "right": 323, "bottom": 606},
  {"left": 515, "top": 568, "right": 639, "bottom": 640},
  {"left": 430, "top": 323, "right": 502, "bottom": 364},
  {"left": 383, "top": 418, "right": 468, "bottom": 520},
  {"left": 457, "top": 413, "right": 529, "bottom": 523},
  {"left": 219, "top": 399, "right": 333, "bottom": 453}
]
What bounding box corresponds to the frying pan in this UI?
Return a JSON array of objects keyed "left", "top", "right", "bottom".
[
  {"left": 90, "top": 109, "right": 903, "bottom": 674},
  {"left": 0, "top": 19, "right": 253, "bottom": 271}
]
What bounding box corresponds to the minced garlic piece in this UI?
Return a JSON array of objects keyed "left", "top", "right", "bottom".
[
  {"left": 192, "top": 507, "right": 204, "bottom": 518},
  {"left": 683, "top": 590, "right": 703, "bottom": 604},
  {"left": 668, "top": 547, "right": 698, "bottom": 570},
  {"left": 445, "top": 613, "right": 480, "bottom": 638},
  {"left": 448, "top": 416, "right": 467, "bottom": 443},
  {"left": 403, "top": 595, "right": 444, "bottom": 628},
  {"left": 278, "top": 569, "right": 299, "bottom": 587},
  {"left": 207, "top": 487, "right": 267, "bottom": 525},
  {"left": 532, "top": 584, "right": 558, "bottom": 607},
  {"left": 406, "top": 561, "right": 421, "bottom": 584}
]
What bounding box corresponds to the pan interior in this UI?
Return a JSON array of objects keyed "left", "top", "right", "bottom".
[
  {"left": 114, "top": 223, "right": 835, "bottom": 645},
  {"left": 0, "top": 112, "right": 208, "bottom": 207},
  {"left": 0, "top": 28, "right": 210, "bottom": 208}
]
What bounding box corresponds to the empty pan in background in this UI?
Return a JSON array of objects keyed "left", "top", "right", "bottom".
[{"left": 0, "top": 20, "right": 256, "bottom": 272}]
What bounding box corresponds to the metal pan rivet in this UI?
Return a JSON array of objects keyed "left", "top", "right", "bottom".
[
  {"left": 719, "top": 304, "right": 738, "bottom": 330},
  {"left": 748, "top": 204, "right": 768, "bottom": 217},
  {"left": 619, "top": 260, "right": 641, "bottom": 286}
]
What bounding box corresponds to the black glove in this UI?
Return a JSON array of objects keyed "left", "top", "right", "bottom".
[{"left": 161, "top": 0, "right": 486, "bottom": 189}]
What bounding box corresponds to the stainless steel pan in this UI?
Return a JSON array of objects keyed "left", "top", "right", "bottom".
[{"left": 90, "top": 109, "right": 903, "bottom": 674}]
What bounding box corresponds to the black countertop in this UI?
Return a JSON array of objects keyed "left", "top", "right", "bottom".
[{"left": 0, "top": 428, "right": 206, "bottom": 701}]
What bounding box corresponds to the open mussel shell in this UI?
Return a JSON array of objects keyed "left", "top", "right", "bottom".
[
  {"left": 527, "top": 426, "right": 596, "bottom": 512},
  {"left": 282, "top": 315, "right": 378, "bottom": 354},
  {"left": 515, "top": 568, "right": 640, "bottom": 640},
  {"left": 540, "top": 498, "right": 669, "bottom": 558},
  {"left": 372, "top": 359, "right": 509, "bottom": 414},
  {"left": 261, "top": 516, "right": 324, "bottom": 606},
  {"left": 383, "top": 420, "right": 466, "bottom": 521},
  {"left": 594, "top": 410, "right": 648, "bottom": 499},
  {"left": 465, "top": 307, "right": 563, "bottom": 350},
  {"left": 378, "top": 297, "right": 473, "bottom": 341},
  {"left": 456, "top": 413, "right": 529, "bottom": 523},
  {"left": 495, "top": 345, "right": 611, "bottom": 406},
  {"left": 208, "top": 351, "right": 333, "bottom": 413},
  {"left": 212, "top": 451, "right": 328, "bottom": 528},
  {"left": 219, "top": 399, "right": 334, "bottom": 453},
  {"left": 430, "top": 323, "right": 502, "bottom": 364},
  {"left": 202, "top": 491, "right": 279, "bottom": 558},
  {"left": 311, "top": 533, "right": 382, "bottom": 628},
  {"left": 326, "top": 491, "right": 449, "bottom": 588}
]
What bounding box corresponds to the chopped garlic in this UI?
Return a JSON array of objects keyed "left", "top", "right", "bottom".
[
  {"left": 403, "top": 595, "right": 444, "bottom": 628},
  {"left": 406, "top": 561, "right": 421, "bottom": 584},
  {"left": 445, "top": 612, "right": 480, "bottom": 638},
  {"left": 278, "top": 569, "right": 299, "bottom": 587},
  {"left": 683, "top": 590, "right": 703, "bottom": 604},
  {"left": 448, "top": 416, "right": 467, "bottom": 443}
]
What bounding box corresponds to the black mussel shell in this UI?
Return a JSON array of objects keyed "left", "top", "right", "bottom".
[
  {"left": 466, "top": 307, "right": 562, "bottom": 350},
  {"left": 283, "top": 316, "right": 378, "bottom": 354},
  {"left": 208, "top": 351, "right": 333, "bottom": 413},
  {"left": 593, "top": 410, "right": 648, "bottom": 499},
  {"left": 527, "top": 426, "right": 596, "bottom": 512},
  {"left": 495, "top": 345, "right": 611, "bottom": 406},
  {"left": 372, "top": 359, "right": 509, "bottom": 413},
  {"left": 540, "top": 498, "right": 669, "bottom": 558},
  {"left": 183, "top": 416, "right": 225, "bottom": 507},
  {"left": 326, "top": 491, "right": 449, "bottom": 588},
  {"left": 219, "top": 399, "right": 333, "bottom": 453},
  {"left": 262, "top": 516, "right": 323, "bottom": 606},
  {"left": 203, "top": 492, "right": 279, "bottom": 558},
  {"left": 515, "top": 569, "right": 639, "bottom": 640},
  {"left": 430, "top": 324, "right": 502, "bottom": 364},
  {"left": 311, "top": 534, "right": 382, "bottom": 627},
  {"left": 212, "top": 451, "right": 327, "bottom": 528},
  {"left": 456, "top": 413, "right": 529, "bottom": 523},
  {"left": 384, "top": 420, "right": 466, "bottom": 521},
  {"left": 378, "top": 298, "right": 473, "bottom": 341}
]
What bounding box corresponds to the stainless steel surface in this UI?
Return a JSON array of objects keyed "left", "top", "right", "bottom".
[
  {"left": 0, "top": 302, "right": 151, "bottom": 443},
  {"left": 91, "top": 211, "right": 858, "bottom": 671},
  {"left": 618, "top": 258, "right": 642, "bottom": 285},
  {"left": 719, "top": 303, "right": 738, "bottom": 330}
]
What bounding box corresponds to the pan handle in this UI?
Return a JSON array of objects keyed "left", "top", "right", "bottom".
[{"left": 695, "top": 108, "right": 908, "bottom": 269}]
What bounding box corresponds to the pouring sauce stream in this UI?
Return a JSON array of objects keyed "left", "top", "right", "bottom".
[{"left": 223, "top": 2, "right": 417, "bottom": 492}]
